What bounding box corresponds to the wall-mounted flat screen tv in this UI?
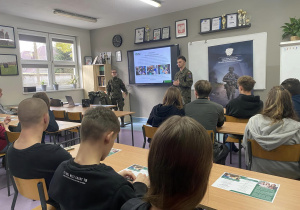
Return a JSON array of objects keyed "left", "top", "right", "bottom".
[{"left": 127, "top": 44, "right": 180, "bottom": 85}]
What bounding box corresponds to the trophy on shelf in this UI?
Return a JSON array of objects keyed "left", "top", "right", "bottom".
[
  {"left": 145, "top": 25, "right": 150, "bottom": 41},
  {"left": 238, "top": 9, "right": 243, "bottom": 26},
  {"left": 246, "top": 15, "right": 251, "bottom": 25},
  {"left": 242, "top": 10, "right": 247, "bottom": 26},
  {"left": 222, "top": 14, "right": 226, "bottom": 29}
]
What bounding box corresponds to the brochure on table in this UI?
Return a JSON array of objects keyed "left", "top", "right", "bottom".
[
  {"left": 120, "top": 164, "right": 148, "bottom": 177},
  {"left": 108, "top": 148, "right": 121, "bottom": 157},
  {"left": 212, "top": 172, "right": 280, "bottom": 203}
]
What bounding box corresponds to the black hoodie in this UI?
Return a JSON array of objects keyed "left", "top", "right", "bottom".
[
  {"left": 147, "top": 104, "right": 185, "bottom": 127},
  {"left": 226, "top": 94, "right": 263, "bottom": 119}
]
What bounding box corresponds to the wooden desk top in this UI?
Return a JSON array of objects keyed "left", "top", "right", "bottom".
[
  {"left": 216, "top": 121, "right": 247, "bottom": 135},
  {"left": 68, "top": 143, "right": 300, "bottom": 210},
  {"left": 46, "top": 120, "right": 81, "bottom": 133}
]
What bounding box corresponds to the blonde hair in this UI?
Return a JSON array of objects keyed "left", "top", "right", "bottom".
[
  {"left": 162, "top": 87, "right": 183, "bottom": 109},
  {"left": 262, "top": 86, "right": 297, "bottom": 122}
]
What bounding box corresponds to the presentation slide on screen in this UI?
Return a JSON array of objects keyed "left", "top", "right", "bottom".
[{"left": 134, "top": 47, "right": 172, "bottom": 83}]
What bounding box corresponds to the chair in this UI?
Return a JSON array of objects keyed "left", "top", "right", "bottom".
[
  {"left": 3, "top": 131, "right": 20, "bottom": 196},
  {"left": 224, "top": 115, "right": 249, "bottom": 165},
  {"left": 11, "top": 177, "right": 56, "bottom": 210},
  {"left": 207, "top": 130, "right": 215, "bottom": 143},
  {"left": 142, "top": 125, "right": 158, "bottom": 148},
  {"left": 52, "top": 110, "right": 66, "bottom": 121},
  {"left": 247, "top": 139, "right": 300, "bottom": 170}
]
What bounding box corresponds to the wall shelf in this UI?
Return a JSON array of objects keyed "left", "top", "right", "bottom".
[
  {"left": 199, "top": 24, "right": 251, "bottom": 35},
  {"left": 134, "top": 37, "right": 171, "bottom": 44}
]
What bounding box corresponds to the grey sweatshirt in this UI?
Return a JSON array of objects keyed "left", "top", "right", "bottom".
[{"left": 242, "top": 114, "right": 300, "bottom": 179}]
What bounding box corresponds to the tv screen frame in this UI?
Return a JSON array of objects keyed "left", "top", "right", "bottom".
[{"left": 127, "top": 44, "right": 180, "bottom": 86}]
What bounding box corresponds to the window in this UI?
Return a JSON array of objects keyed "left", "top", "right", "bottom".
[{"left": 18, "top": 30, "right": 78, "bottom": 90}]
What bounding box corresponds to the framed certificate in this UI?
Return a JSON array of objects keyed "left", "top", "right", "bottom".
[
  {"left": 162, "top": 26, "right": 170, "bottom": 39},
  {"left": 226, "top": 13, "right": 238, "bottom": 28},
  {"left": 153, "top": 28, "right": 161, "bottom": 40},
  {"left": 200, "top": 18, "right": 211, "bottom": 33},
  {"left": 135, "top": 27, "right": 145, "bottom": 43},
  {"left": 211, "top": 16, "right": 222, "bottom": 31}
]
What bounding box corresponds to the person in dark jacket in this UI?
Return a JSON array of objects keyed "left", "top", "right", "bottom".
[
  {"left": 225, "top": 76, "right": 263, "bottom": 152},
  {"left": 121, "top": 116, "right": 212, "bottom": 210},
  {"left": 11, "top": 92, "right": 59, "bottom": 143},
  {"left": 281, "top": 78, "right": 300, "bottom": 120},
  {"left": 147, "top": 86, "right": 185, "bottom": 128},
  {"left": 49, "top": 107, "right": 149, "bottom": 210}
]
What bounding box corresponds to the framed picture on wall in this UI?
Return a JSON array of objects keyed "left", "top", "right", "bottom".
[
  {"left": 175, "top": 19, "right": 188, "bottom": 38},
  {"left": 200, "top": 18, "right": 211, "bottom": 33},
  {"left": 226, "top": 13, "right": 238, "bottom": 28},
  {"left": 211, "top": 16, "right": 222, "bottom": 31},
  {"left": 0, "top": 25, "right": 16, "bottom": 48},
  {"left": 84, "top": 56, "right": 93, "bottom": 65},
  {"left": 153, "top": 28, "right": 161, "bottom": 40},
  {"left": 135, "top": 27, "right": 145, "bottom": 43},
  {"left": 0, "top": 54, "right": 18, "bottom": 76},
  {"left": 116, "top": 50, "right": 122, "bottom": 62},
  {"left": 162, "top": 26, "right": 170, "bottom": 39}
]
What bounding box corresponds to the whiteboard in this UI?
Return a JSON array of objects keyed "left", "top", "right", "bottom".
[
  {"left": 280, "top": 40, "right": 300, "bottom": 83},
  {"left": 188, "top": 32, "right": 267, "bottom": 89}
]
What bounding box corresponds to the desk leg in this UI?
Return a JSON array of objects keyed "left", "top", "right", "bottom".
[
  {"left": 238, "top": 139, "right": 242, "bottom": 168},
  {"left": 117, "top": 134, "right": 119, "bottom": 143},
  {"left": 130, "top": 115, "right": 134, "bottom": 146}
]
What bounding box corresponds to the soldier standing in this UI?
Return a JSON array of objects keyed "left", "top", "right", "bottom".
[
  {"left": 223, "top": 67, "right": 239, "bottom": 100},
  {"left": 106, "top": 69, "right": 128, "bottom": 127},
  {"left": 173, "top": 55, "right": 193, "bottom": 104}
]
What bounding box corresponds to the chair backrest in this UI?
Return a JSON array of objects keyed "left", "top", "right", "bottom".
[
  {"left": 247, "top": 139, "right": 300, "bottom": 169},
  {"left": 53, "top": 110, "right": 66, "bottom": 121},
  {"left": 13, "top": 177, "right": 49, "bottom": 201},
  {"left": 5, "top": 131, "right": 20, "bottom": 144},
  {"left": 207, "top": 130, "right": 215, "bottom": 143},
  {"left": 66, "top": 112, "right": 82, "bottom": 122},
  {"left": 225, "top": 115, "right": 249, "bottom": 123},
  {"left": 142, "top": 125, "right": 158, "bottom": 139}
]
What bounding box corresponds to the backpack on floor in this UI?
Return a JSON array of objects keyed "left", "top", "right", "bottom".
[{"left": 213, "top": 142, "right": 229, "bottom": 165}]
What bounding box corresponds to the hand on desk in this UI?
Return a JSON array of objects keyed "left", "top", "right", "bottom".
[
  {"left": 119, "top": 170, "right": 149, "bottom": 186},
  {"left": 3, "top": 116, "right": 11, "bottom": 125}
]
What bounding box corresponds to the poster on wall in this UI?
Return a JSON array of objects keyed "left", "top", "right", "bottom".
[{"left": 208, "top": 40, "right": 253, "bottom": 107}]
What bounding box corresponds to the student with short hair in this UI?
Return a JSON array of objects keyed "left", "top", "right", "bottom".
[
  {"left": 122, "top": 116, "right": 213, "bottom": 210},
  {"left": 147, "top": 86, "right": 184, "bottom": 127},
  {"left": 225, "top": 76, "right": 263, "bottom": 152},
  {"left": 281, "top": 78, "right": 300, "bottom": 119},
  {"left": 226, "top": 76, "right": 263, "bottom": 118},
  {"left": 49, "top": 107, "right": 149, "bottom": 210},
  {"left": 7, "top": 98, "right": 71, "bottom": 207},
  {"left": 184, "top": 80, "right": 224, "bottom": 133},
  {"left": 242, "top": 86, "right": 300, "bottom": 179}
]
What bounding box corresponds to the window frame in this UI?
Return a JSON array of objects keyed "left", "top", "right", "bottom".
[{"left": 18, "top": 29, "right": 79, "bottom": 90}]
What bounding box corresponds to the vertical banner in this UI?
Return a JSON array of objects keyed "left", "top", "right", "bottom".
[{"left": 208, "top": 41, "right": 253, "bottom": 107}]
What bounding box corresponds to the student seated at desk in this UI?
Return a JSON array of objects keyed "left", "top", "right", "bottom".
[
  {"left": 121, "top": 116, "right": 213, "bottom": 210},
  {"left": 0, "top": 116, "right": 11, "bottom": 153},
  {"left": 185, "top": 80, "right": 224, "bottom": 133},
  {"left": 281, "top": 78, "right": 300, "bottom": 119},
  {"left": 0, "top": 88, "right": 16, "bottom": 115},
  {"left": 49, "top": 107, "right": 149, "bottom": 210},
  {"left": 12, "top": 92, "right": 59, "bottom": 143},
  {"left": 242, "top": 86, "right": 300, "bottom": 179},
  {"left": 225, "top": 76, "right": 263, "bottom": 152},
  {"left": 147, "top": 86, "right": 184, "bottom": 127},
  {"left": 7, "top": 98, "right": 72, "bottom": 208}
]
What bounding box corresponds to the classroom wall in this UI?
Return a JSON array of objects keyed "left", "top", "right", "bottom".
[
  {"left": 91, "top": 0, "right": 299, "bottom": 117},
  {"left": 0, "top": 12, "right": 91, "bottom": 106}
]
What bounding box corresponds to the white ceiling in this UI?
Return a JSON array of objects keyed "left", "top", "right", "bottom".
[{"left": 0, "top": 0, "right": 223, "bottom": 30}]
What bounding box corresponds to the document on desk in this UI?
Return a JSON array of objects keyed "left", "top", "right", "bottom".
[
  {"left": 108, "top": 148, "right": 121, "bottom": 157},
  {"left": 120, "top": 164, "right": 148, "bottom": 177},
  {"left": 212, "top": 172, "right": 280, "bottom": 203}
]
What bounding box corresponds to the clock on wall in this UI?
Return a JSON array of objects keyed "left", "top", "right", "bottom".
[{"left": 112, "top": 35, "right": 122, "bottom": 47}]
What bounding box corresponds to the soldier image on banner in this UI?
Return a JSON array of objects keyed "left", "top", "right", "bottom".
[
  {"left": 173, "top": 55, "right": 193, "bottom": 104},
  {"left": 223, "top": 67, "right": 239, "bottom": 100},
  {"left": 106, "top": 69, "right": 128, "bottom": 127}
]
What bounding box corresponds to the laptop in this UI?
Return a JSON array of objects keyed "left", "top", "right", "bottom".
[{"left": 65, "top": 96, "right": 81, "bottom": 107}]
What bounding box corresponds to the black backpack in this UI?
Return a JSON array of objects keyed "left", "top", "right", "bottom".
[{"left": 213, "top": 142, "right": 229, "bottom": 165}]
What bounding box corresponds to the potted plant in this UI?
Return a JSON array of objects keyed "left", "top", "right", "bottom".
[
  {"left": 281, "top": 17, "right": 300, "bottom": 41},
  {"left": 41, "top": 81, "right": 47, "bottom": 91},
  {"left": 53, "top": 82, "right": 59, "bottom": 90},
  {"left": 70, "top": 76, "right": 78, "bottom": 88}
]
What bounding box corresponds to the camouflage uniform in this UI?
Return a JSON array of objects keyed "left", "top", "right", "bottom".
[
  {"left": 107, "top": 77, "right": 128, "bottom": 112},
  {"left": 174, "top": 67, "right": 193, "bottom": 104},
  {"left": 223, "top": 71, "right": 239, "bottom": 100}
]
